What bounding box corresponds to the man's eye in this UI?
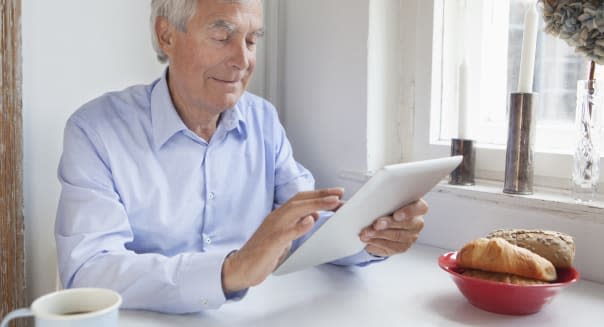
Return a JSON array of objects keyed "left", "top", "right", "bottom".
[
  {"left": 210, "top": 31, "right": 230, "bottom": 42},
  {"left": 247, "top": 31, "right": 263, "bottom": 47}
]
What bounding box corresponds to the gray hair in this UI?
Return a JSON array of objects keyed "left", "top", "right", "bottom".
[
  {"left": 150, "top": 0, "right": 198, "bottom": 63},
  {"left": 150, "top": 0, "right": 260, "bottom": 63}
]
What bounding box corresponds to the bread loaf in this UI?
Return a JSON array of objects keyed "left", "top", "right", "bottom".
[
  {"left": 462, "top": 269, "right": 548, "bottom": 285},
  {"left": 486, "top": 229, "right": 575, "bottom": 268},
  {"left": 457, "top": 237, "right": 557, "bottom": 282}
]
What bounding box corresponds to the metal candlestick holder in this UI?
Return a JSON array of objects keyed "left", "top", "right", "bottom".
[
  {"left": 503, "top": 92, "right": 538, "bottom": 195},
  {"left": 449, "top": 138, "right": 475, "bottom": 185}
]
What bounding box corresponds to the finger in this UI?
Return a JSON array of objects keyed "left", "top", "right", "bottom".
[
  {"left": 361, "top": 228, "right": 420, "bottom": 244},
  {"left": 282, "top": 196, "right": 341, "bottom": 223},
  {"left": 365, "top": 244, "right": 390, "bottom": 257},
  {"left": 371, "top": 215, "right": 425, "bottom": 231},
  {"left": 291, "top": 188, "right": 345, "bottom": 201},
  {"left": 364, "top": 238, "right": 414, "bottom": 256},
  {"left": 291, "top": 196, "right": 342, "bottom": 213},
  {"left": 332, "top": 200, "right": 345, "bottom": 212},
  {"left": 372, "top": 216, "right": 394, "bottom": 231},
  {"left": 297, "top": 211, "right": 320, "bottom": 223},
  {"left": 393, "top": 199, "right": 428, "bottom": 222},
  {"left": 278, "top": 215, "right": 317, "bottom": 243},
  {"left": 292, "top": 215, "right": 316, "bottom": 237}
]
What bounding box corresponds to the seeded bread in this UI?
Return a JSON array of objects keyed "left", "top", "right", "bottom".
[{"left": 486, "top": 229, "right": 575, "bottom": 268}]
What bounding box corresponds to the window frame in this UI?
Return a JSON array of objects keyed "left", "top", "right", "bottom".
[{"left": 407, "top": 0, "right": 604, "bottom": 193}]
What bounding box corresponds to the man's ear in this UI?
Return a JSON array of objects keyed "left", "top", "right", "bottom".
[{"left": 156, "top": 16, "right": 175, "bottom": 57}]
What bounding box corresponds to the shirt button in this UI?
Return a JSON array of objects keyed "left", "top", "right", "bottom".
[
  {"left": 208, "top": 192, "right": 215, "bottom": 200},
  {"left": 201, "top": 299, "right": 208, "bottom": 306},
  {"left": 205, "top": 237, "right": 212, "bottom": 244}
]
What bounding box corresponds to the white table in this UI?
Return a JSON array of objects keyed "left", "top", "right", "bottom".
[{"left": 120, "top": 244, "right": 604, "bottom": 327}]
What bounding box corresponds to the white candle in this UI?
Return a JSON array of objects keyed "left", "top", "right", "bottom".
[
  {"left": 458, "top": 60, "right": 469, "bottom": 139},
  {"left": 517, "top": 4, "right": 538, "bottom": 93}
]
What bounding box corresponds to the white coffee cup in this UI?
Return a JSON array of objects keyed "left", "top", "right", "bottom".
[{"left": 1, "top": 288, "right": 122, "bottom": 327}]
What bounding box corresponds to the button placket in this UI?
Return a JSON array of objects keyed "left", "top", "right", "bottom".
[{"left": 201, "top": 144, "right": 212, "bottom": 249}]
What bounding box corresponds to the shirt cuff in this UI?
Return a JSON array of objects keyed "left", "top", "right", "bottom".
[
  {"left": 329, "top": 249, "right": 388, "bottom": 267},
  {"left": 175, "top": 250, "right": 236, "bottom": 312}
]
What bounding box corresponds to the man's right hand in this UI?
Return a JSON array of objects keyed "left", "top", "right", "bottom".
[{"left": 221, "top": 188, "right": 344, "bottom": 294}]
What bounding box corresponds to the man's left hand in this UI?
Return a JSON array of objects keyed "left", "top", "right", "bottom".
[{"left": 359, "top": 199, "right": 428, "bottom": 257}]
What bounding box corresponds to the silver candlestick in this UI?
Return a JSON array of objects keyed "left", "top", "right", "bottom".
[
  {"left": 449, "top": 138, "right": 475, "bottom": 185},
  {"left": 503, "top": 92, "right": 538, "bottom": 195}
]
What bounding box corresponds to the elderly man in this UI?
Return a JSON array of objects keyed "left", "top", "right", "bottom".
[{"left": 55, "top": 0, "right": 427, "bottom": 314}]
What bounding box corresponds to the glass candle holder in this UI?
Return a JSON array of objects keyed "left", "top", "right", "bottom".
[{"left": 572, "top": 80, "right": 603, "bottom": 203}]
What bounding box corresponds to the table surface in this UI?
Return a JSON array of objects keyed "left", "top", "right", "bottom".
[{"left": 119, "top": 244, "right": 604, "bottom": 327}]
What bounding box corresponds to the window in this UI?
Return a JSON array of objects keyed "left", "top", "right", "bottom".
[{"left": 409, "top": 0, "right": 604, "bottom": 190}]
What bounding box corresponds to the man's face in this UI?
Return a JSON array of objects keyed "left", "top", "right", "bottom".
[{"left": 162, "top": 0, "right": 263, "bottom": 114}]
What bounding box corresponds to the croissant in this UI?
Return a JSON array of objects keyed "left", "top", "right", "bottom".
[{"left": 457, "top": 237, "right": 557, "bottom": 282}]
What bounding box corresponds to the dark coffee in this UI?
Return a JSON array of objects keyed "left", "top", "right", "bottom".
[{"left": 61, "top": 311, "right": 93, "bottom": 315}]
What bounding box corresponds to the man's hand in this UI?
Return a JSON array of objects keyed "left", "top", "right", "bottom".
[
  {"left": 359, "top": 199, "right": 428, "bottom": 257},
  {"left": 221, "top": 188, "right": 344, "bottom": 294}
]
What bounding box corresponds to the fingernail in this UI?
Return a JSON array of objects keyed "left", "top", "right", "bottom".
[
  {"left": 394, "top": 212, "right": 406, "bottom": 221},
  {"left": 376, "top": 220, "right": 387, "bottom": 230},
  {"left": 303, "top": 216, "right": 314, "bottom": 225},
  {"left": 366, "top": 230, "right": 375, "bottom": 237}
]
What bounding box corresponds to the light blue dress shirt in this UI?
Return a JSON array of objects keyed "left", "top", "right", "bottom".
[{"left": 55, "top": 71, "right": 382, "bottom": 314}]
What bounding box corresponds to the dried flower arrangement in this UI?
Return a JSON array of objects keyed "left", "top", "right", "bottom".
[
  {"left": 539, "top": 0, "right": 604, "bottom": 78},
  {"left": 540, "top": 0, "right": 603, "bottom": 197}
]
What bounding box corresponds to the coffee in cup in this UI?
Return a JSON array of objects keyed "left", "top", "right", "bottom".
[{"left": 1, "top": 288, "right": 121, "bottom": 327}]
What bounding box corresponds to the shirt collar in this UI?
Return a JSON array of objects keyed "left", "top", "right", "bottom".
[
  {"left": 150, "top": 69, "right": 248, "bottom": 149},
  {"left": 150, "top": 69, "right": 188, "bottom": 149},
  {"left": 219, "top": 102, "right": 247, "bottom": 139}
]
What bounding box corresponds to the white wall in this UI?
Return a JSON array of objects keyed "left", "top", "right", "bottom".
[
  {"left": 22, "top": 0, "right": 165, "bottom": 300},
  {"left": 279, "top": 0, "right": 403, "bottom": 196},
  {"left": 367, "top": 0, "right": 404, "bottom": 171},
  {"left": 280, "top": 0, "right": 371, "bottom": 195}
]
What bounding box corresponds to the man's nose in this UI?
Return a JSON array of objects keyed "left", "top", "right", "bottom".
[{"left": 229, "top": 39, "right": 251, "bottom": 71}]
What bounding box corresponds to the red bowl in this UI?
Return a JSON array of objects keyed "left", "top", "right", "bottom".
[{"left": 438, "top": 251, "right": 579, "bottom": 315}]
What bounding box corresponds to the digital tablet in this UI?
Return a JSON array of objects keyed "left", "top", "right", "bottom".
[{"left": 273, "top": 156, "right": 463, "bottom": 276}]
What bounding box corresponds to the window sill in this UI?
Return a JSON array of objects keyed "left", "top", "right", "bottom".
[
  {"left": 422, "top": 141, "right": 604, "bottom": 190},
  {"left": 434, "top": 179, "right": 604, "bottom": 224}
]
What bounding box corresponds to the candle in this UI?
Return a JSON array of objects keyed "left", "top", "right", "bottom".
[
  {"left": 517, "top": 4, "right": 538, "bottom": 93},
  {"left": 458, "top": 60, "right": 469, "bottom": 139}
]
